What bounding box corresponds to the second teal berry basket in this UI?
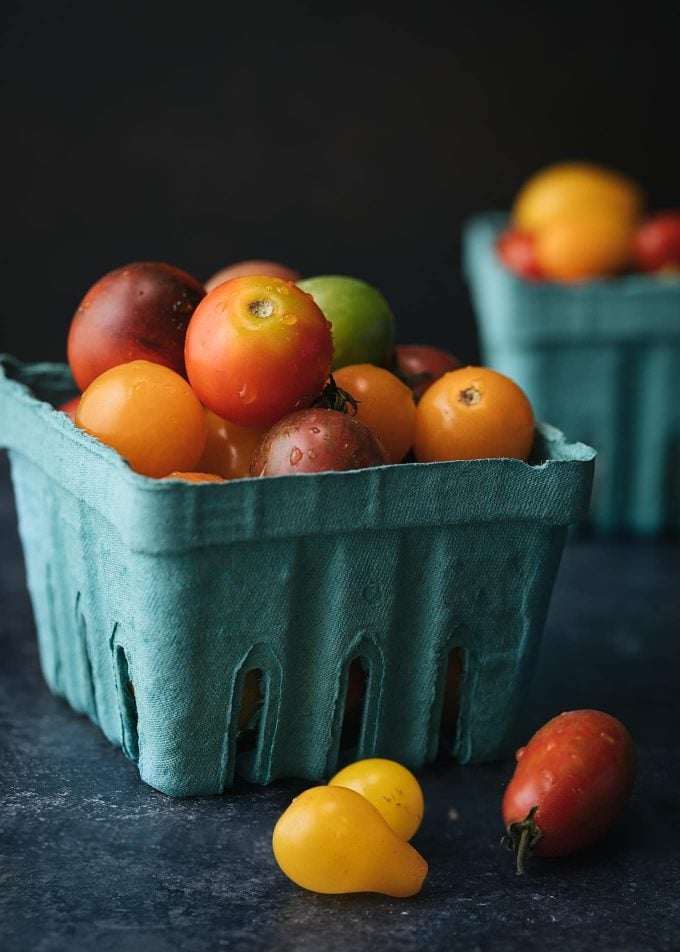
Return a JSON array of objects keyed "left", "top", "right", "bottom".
[
  {"left": 0, "top": 355, "right": 595, "bottom": 797},
  {"left": 464, "top": 212, "right": 680, "bottom": 535}
]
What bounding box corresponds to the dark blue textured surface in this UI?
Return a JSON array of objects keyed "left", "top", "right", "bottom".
[{"left": 1, "top": 455, "right": 679, "bottom": 952}]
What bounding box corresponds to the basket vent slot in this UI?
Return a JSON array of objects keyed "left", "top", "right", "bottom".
[
  {"left": 114, "top": 643, "right": 139, "bottom": 763},
  {"left": 339, "top": 657, "right": 370, "bottom": 755},
  {"left": 440, "top": 647, "right": 463, "bottom": 748},
  {"left": 236, "top": 668, "right": 264, "bottom": 755},
  {"left": 75, "top": 593, "right": 97, "bottom": 720}
]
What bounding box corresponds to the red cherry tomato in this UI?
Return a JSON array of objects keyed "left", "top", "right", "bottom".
[
  {"left": 633, "top": 211, "right": 680, "bottom": 273},
  {"left": 394, "top": 345, "right": 462, "bottom": 400},
  {"left": 205, "top": 260, "right": 301, "bottom": 291},
  {"left": 185, "top": 276, "right": 333, "bottom": 429},
  {"left": 496, "top": 228, "right": 544, "bottom": 280},
  {"left": 67, "top": 262, "right": 205, "bottom": 391},
  {"left": 58, "top": 396, "right": 80, "bottom": 422},
  {"left": 251, "top": 408, "right": 388, "bottom": 476},
  {"left": 502, "top": 710, "right": 636, "bottom": 874}
]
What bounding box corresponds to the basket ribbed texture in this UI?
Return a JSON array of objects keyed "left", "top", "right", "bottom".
[
  {"left": 464, "top": 212, "right": 680, "bottom": 534},
  {"left": 0, "top": 356, "right": 595, "bottom": 796}
]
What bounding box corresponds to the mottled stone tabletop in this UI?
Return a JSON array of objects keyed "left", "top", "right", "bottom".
[{"left": 1, "top": 456, "right": 679, "bottom": 952}]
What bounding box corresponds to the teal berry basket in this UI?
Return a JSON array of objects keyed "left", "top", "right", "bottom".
[
  {"left": 0, "top": 355, "right": 595, "bottom": 797},
  {"left": 463, "top": 212, "right": 680, "bottom": 535}
]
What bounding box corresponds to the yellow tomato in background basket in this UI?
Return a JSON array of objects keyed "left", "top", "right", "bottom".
[
  {"left": 329, "top": 758, "right": 424, "bottom": 841},
  {"left": 272, "top": 785, "right": 428, "bottom": 897},
  {"left": 512, "top": 162, "right": 643, "bottom": 233},
  {"left": 535, "top": 208, "right": 635, "bottom": 281}
]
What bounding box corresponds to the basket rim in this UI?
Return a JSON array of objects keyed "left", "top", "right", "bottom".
[{"left": 0, "top": 355, "right": 596, "bottom": 552}]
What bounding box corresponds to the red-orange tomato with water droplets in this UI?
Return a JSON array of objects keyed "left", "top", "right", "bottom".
[
  {"left": 502, "top": 710, "right": 636, "bottom": 873},
  {"left": 185, "top": 276, "right": 333, "bottom": 429}
]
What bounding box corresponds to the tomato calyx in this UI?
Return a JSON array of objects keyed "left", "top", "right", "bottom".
[
  {"left": 501, "top": 805, "right": 543, "bottom": 876},
  {"left": 312, "top": 374, "right": 359, "bottom": 415}
]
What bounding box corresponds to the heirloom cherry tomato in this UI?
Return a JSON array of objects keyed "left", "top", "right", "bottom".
[
  {"left": 414, "top": 366, "right": 535, "bottom": 462},
  {"left": 393, "top": 345, "right": 463, "bottom": 400},
  {"left": 163, "top": 472, "right": 224, "bottom": 483},
  {"left": 333, "top": 364, "right": 416, "bottom": 463},
  {"left": 496, "top": 228, "right": 544, "bottom": 280},
  {"left": 58, "top": 396, "right": 80, "bottom": 422},
  {"left": 534, "top": 209, "right": 635, "bottom": 281},
  {"left": 297, "top": 276, "right": 395, "bottom": 370},
  {"left": 329, "top": 759, "right": 424, "bottom": 841},
  {"left": 512, "top": 162, "right": 643, "bottom": 233},
  {"left": 197, "top": 410, "right": 265, "bottom": 480},
  {"left": 67, "top": 262, "right": 205, "bottom": 391},
  {"left": 76, "top": 360, "right": 207, "bottom": 478},
  {"left": 185, "top": 276, "right": 333, "bottom": 428},
  {"left": 205, "top": 260, "right": 302, "bottom": 291},
  {"left": 251, "top": 408, "right": 388, "bottom": 476},
  {"left": 502, "top": 710, "right": 636, "bottom": 874},
  {"left": 633, "top": 211, "right": 680, "bottom": 273},
  {"left": 272, "top": 785, "right": 428, "bottom": 897}
]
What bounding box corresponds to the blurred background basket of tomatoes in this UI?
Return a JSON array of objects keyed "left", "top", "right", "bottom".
[
  {"left": 464, "top": 163, "right": 680, "bottom": 535},
  {"left": 0, "top": 353, "right": 594, "bottom": 796}
]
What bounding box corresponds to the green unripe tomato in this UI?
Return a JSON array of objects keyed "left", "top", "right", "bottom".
[{"left": 297, "top": 276, "right": 395, "bottom": 370}]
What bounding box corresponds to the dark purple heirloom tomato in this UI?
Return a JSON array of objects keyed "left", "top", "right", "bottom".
[
  {"left": 67, "top": 261, "right": 205, "bottom": 391},
  {"left": 251, "top": 408, "right": 388, "bottom": 476}
]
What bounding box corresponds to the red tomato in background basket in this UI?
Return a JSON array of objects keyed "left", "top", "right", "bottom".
[
  {"left": 67, "top": 262, "right": 205, "bottom": 391},
  {"left": 633, "top": 211, "right": 680, "bottom": 273},
  {"left": 393, "top": 345, "right": 462, "bottom": 400},
  {"left": 205, "top": 260, "right": 301, "bottom": 291},
  {"left": 502, "top": 710, "right": 636, "bottom": 874},
  {"left": 496, "top": 228, "right": 544, "bottom": 280},
  {"left": 185, "top": 276, "right": 334, "bottom": 429},
  {"left": 76, "top": 360, "right": 207, "bottom": 479},
  {"left": 250, "top": 408, "right": 387, "bottom": 476}
]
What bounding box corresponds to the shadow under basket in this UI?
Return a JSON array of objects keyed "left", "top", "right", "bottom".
[
  {"left": 464, "top": 212, "right": 680, "bottom": 535},
  {"left": 0, "top": 356, "right": 595, "bottom": 797}
]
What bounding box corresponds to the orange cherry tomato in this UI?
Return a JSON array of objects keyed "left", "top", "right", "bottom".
[
  {"left": 163, "top": 472, "right": 225, "bottom": 483},
  {"left": 333, "top": 364, "right": 416, "bottom": 464},
  {"left": 197, "top": 410, "right": 265, "bottom": 480},
  {"left": 414, "top": 366, "right": 535, "bottom": 462},
  {"left": 185, "top": 275, "right": 333, "bottom": 428},
  {"left": 534, "top": 209, "right": 634, "bottom": 281},
  {"left": 76, "top": 360, "right": 207, "bottom": 478}
]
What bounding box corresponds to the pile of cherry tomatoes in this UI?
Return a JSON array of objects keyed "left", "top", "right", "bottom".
[
  {"left": 497, "top": 161, "right": 680, "bottom": 282},
  {"left": 61, "top": 259, "right": 536, "bottom": 481}
]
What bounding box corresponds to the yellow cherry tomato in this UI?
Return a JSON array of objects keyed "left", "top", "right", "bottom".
[
  {"left": 512, "top": 161, "right": 643, "bottom": 233},
  {"left": 76, "top": 360, "right": 207, "bottom": 478},
  {"left": 328, "top": 758, "right": 424, "bottom": 841},
  {"left": 272, "top": 785, "right": 428, "bottom": 897},
  {"left": 197, "top": 409, "right": 265, "bottom": 479},
  {"left": 534, "top": 209, "right": 635, "bottom": 281}
]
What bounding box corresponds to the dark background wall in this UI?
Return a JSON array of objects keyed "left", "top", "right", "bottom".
[{"left": 1, "top": 1, "right": 678, "bottom": 366}]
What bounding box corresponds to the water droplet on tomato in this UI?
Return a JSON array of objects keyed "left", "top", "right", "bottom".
[
  {"left": 310, "top": 427, "right": 320, "bottom": 434},
  {"left": 281, "top": 314, "right": 298, "bottom": 326},
  {"left": 290, "top": 447, "right": 303, "bottom": 465},
  {"left": 239, "top": 383, "right": 257, "bottom": 405},
  {"left": 307, "top": 448, "right": 317, "bottom": 460},
  {"left": 542, "top": 769, "right": 555, "bottom": 785}
]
